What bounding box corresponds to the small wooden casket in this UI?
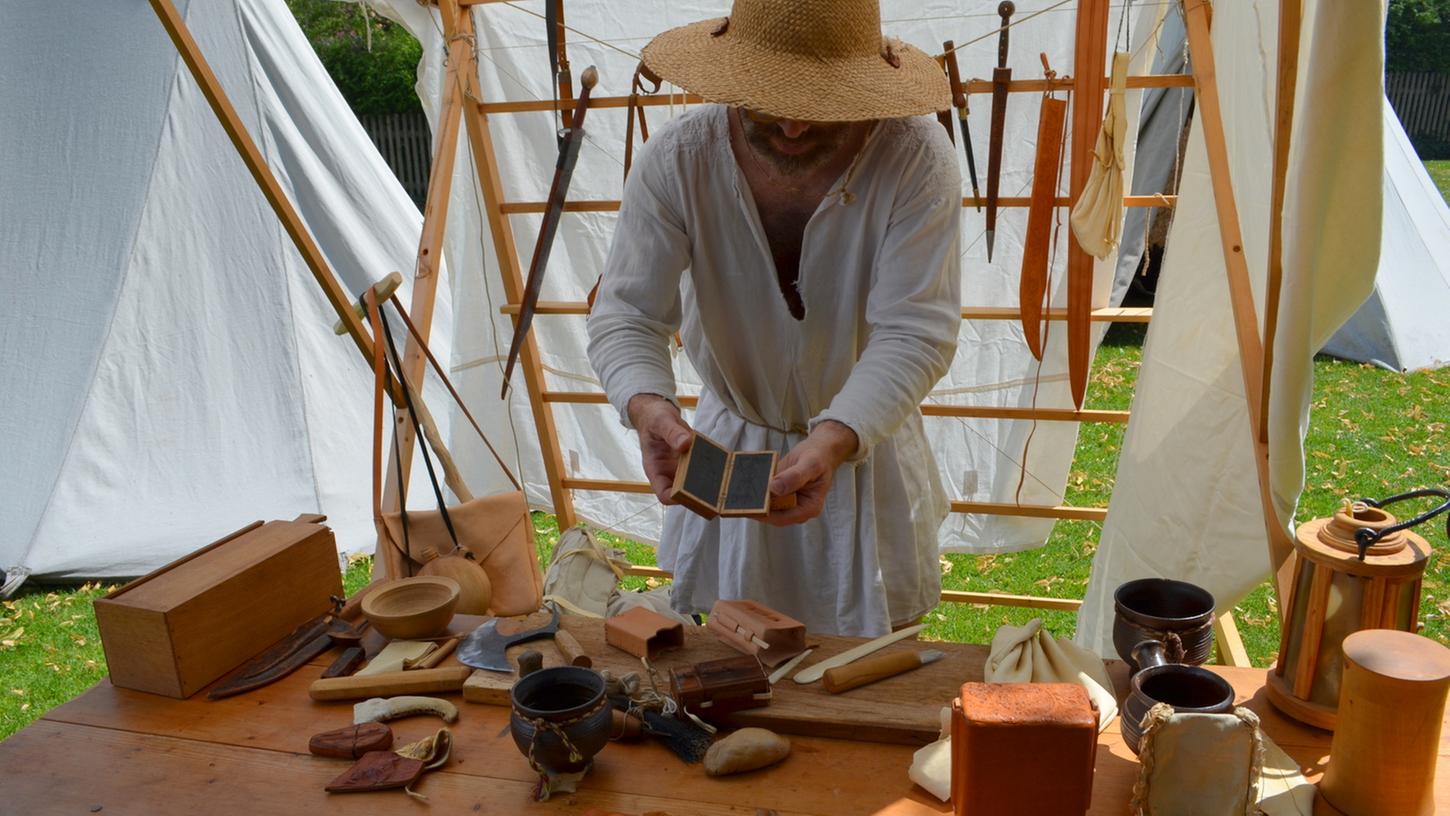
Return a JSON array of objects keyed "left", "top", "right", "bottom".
[{"left": 94, "top": 516, "right": 341, "bottom": 698}]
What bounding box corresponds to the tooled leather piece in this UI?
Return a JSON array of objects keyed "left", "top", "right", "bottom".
[
  {"left": 309, "top": 723, "right": 393, "bottom": 760},
  {"left": 324, "top": 751, "right": 424, "bottom": 794},
  {"left": 951, "top": 682, "right": 1097, "bottom": 816}
]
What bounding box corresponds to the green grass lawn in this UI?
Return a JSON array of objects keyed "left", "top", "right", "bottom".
[
  {"left": 1427, "top": 159, "right": 1450, "bottom": 203},
  {"left": 5, "top": 331, "right": 1445, "bottom": 742}
]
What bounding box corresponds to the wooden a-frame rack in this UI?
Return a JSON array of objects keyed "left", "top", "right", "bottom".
[{"left": 149, "top": 0, "right": 1305, "bottom": 667}]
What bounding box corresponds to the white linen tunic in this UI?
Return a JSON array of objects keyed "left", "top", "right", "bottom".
[{"left": 587, "top": 105, "right": 961, "bottom": 636}]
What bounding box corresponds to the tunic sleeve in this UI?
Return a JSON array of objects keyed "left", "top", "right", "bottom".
[
  {"left": 811, "top": 128, "right": 961, "bottom": 460},
  {"left": 586, "top": 137, "right": 692, "bottom": 429}
]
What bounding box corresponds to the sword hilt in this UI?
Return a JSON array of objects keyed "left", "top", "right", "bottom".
[{"left": 997, "top": 2, "right": 1014, "bottom": 68}]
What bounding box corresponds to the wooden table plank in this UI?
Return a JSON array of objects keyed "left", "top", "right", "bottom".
[
  {"left": 0, "top": 720, "right": 818, "bottom": 815},
  {"left": 11, "top": 611, "right": 1450, "bottom": 815}
]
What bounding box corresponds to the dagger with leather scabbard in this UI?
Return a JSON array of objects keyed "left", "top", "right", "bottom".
[
  {"left": 1021, "top": 54, "right": 1067, "bottom": 361},
  {"left": 934, "top": 55, "right": 956, "bottom": 145},
  {"left": 942, "top": 41, "right": 981, "bottom": 212},
  {"left": 501, "top": 65, "right": 599, "bottom": 398},
  {"left": 985, "top": 1, "right": 1014, "bottom": 262},
  {"left": 545, "top": 0, "right": 572, "bottom": 141}
]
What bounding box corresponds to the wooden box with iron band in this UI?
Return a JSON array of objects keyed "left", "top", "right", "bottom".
[
  {"left": 670, "top": 655, "right": 773, "bottom": 725},
  {"left": 669, "top": 430, "right": 796, "bottom": 519}
]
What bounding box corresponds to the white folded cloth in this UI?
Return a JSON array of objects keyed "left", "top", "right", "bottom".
[{"left": 985, "top": 618, "right": 1119, "bottom": 731}]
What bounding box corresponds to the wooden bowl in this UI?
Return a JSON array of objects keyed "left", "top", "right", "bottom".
[{"left": 361, "top": 576, "right": 460, "bottom": 639}]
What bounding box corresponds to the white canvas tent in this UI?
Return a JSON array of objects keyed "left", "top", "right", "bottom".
[
  {"left": 0, "top": 0, "right": 447, "bottom": 580},
  {"left": 1322, "top": 109, "right": 1450, "bottom": 372},
  {"left": 1077, "top": 0, "right": 1386, "bottom": 651}
]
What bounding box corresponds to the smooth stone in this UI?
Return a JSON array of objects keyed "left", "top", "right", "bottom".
[{"left": 703, "top": 727, "right": 791, "bottom": 777}]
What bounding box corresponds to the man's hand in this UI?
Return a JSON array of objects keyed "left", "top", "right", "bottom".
[
  {"left": 764, "top": 420, "right": 859, "bottom": 526},
  {"left": 628, "top": 394, "right": 693, "bottom": 505}
]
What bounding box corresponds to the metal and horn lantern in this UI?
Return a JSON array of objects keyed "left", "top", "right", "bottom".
[{"left": 1267, "top": 489, "right": 1450, "bottom": 729}]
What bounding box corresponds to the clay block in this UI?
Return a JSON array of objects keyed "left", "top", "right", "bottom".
[
  {"left": 951, "top": 682, "right": 1097, "bottom": 816},
  {"left": 707, "top": 599, "right": 806, "bottom": 667},
  {"left": 669, "top": 432, "right": 783, "bottom": 519},
  {"left": 604, "top": 606, "right": 684, "bottom": 659}
]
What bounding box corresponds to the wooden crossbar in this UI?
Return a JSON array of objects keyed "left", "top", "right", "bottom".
[
  {"left": 499, "top": 302, "right": 1155, "bottom": 322},
  {"left": 476, "top": 75, "right": 1194, "bottom": 114},
  {"left": 497, "top": 195, "right": 1175, "bottom": 214},
  {"left": 540, "top": 391, "right": 1131, "bottom": 423}
]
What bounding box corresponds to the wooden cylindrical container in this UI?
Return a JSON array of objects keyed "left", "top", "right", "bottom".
[
  {"left": 1318, "top": 629, "right": 1450, "bottom": 815},
  {"left": 1266, "top": 502, "right": 1431, "bottom": 729}
]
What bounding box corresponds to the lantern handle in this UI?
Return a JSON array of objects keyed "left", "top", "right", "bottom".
[{"left": 1356, "top": 487, "right": 1450, "bottom": 561}]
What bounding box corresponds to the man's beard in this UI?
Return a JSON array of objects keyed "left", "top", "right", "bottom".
[{"left": 740, "top": 116, "right": 853, "bottom": 177}]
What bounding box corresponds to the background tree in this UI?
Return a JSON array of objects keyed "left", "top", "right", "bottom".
[
  {"left": 286, "top": 0, "right": 422, "bottom": 115},
  {"left": 1387, "top": 0, "right": 1450, "bottom": 74}
]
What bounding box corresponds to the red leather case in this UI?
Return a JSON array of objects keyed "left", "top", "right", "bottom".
[{"left": 950, "top": 682, "right": 1097, "bottom": 816}]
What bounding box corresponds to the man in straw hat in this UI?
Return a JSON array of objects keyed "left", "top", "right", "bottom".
[{"left": 587, "top": 0, "right": 961, "bottom": 636}]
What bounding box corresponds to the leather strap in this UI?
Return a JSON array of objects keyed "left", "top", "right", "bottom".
[
  {"left": 387, "top": 297, "right": 524, "bottom": 492},
  {"left": 379, "top": 306, "right": 462, "bottom": 551}
]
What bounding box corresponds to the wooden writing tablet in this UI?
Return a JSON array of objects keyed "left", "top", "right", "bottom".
[
  {"left": 669, "top": 432, "right": 779, "bottom": 519},
  {"left": 720, "top": 452, "right": 774, "bottom": 516}
]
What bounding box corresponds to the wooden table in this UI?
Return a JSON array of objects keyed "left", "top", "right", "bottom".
[{"left": 4, "top": 634, "right": 1448, "bottom": 815}]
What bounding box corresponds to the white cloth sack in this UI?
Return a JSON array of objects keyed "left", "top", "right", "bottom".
[
  {"left": 608, "top": 586, "right": 697, "bottom": 627},
  {"left": 1258, "top": 734, "right": 1316, "bottom": 815},
  {"left": 1070, "top": 51, "right": 1132, "bottom": 259},
  {"left": 541, "top": 527, "right": 628, "bottom": 618},
  {"left": 984, "top": 618, "right": 1118, "bottom": 731},
  {"left": 1131, "top": 704, "right": 1263, "bottom": 816},
  {"left": 908, "top": 706, "right": 954, "bottom": 803}
]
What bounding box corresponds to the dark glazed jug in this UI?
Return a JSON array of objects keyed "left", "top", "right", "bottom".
[
  {"left": 1113, "top": 578, "right": 1216, "bottom": 671},
  {"left": 509, "top": 650, "right": 612, "bottom": 775},
  {"left": 1121, "top": 639, "right": 1235, "bottom": 755}
]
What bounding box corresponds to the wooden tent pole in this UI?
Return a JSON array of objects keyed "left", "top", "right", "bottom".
[
  {"left": 1260, "top": 0, "right": 1302, "bottom": 443},
  {"left": 374, "top": 1, "right": 473, "bottom": 580},
  {"left": 1065, "top": 0, "right": 1111, "bottom": 409},
  {"left": 147, "top": 0, "right": 482, "bottom": 581},
  {"left": 147, "top": 0, "right": 375, "bottom": 364},
  {"left": 1181, "top": 0, "right": 1297, "bottom": 606},
  {"left": 452, "top": 3, "right": 578, "bottom": 528}
]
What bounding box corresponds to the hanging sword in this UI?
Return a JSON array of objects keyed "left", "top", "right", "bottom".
[
  {"left": 942, "top": 42, "right": 981, "bottom": 212},
  {"left": 985, "top": 1, "right": 1014, "bottom": 261},
  {"left": 545, "top": 0, "right": 573, "bottom": 142},
  {"left": 501, "top": 66, "right": 599, "bottom": 398}
]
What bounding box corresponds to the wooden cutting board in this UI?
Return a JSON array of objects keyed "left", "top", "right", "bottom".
[{"left": 464, "top": 615, "right": 1128, "bottom": 746}]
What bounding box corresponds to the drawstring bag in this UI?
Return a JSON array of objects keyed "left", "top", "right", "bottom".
[{"left": 366, "top": 291, "right": 543, "bottom": 616}]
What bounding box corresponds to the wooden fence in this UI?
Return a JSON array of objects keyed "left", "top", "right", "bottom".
[
  {"left": 1387, "top": 72, "right": 1450, "bottom": 148},
  {"left": 358, "top": 112, "right": 433, "bottom": 207}
]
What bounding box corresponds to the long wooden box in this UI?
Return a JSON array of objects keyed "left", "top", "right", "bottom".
[{"left": 94, "top": 517, "right": 342, "bottom": 698}]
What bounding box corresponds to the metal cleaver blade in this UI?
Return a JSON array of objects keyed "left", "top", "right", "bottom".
[{"left": 457, "top": 606, "right": 559, "bottom": 672}]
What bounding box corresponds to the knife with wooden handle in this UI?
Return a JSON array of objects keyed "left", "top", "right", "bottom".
[
  {"left": 308, "top": 666, "right": 472, "bottom": 701},
  {"left": 822, "top": 649, "right": 945, "bottom": 694},
  {"left": 793, "top": 624, "right": 924, "bottom": 684}
]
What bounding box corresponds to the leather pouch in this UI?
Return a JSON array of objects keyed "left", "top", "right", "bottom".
[
  {"left": 325, "top": 752, "right": 424, "bottom": 793},
  {"left": 325, "top": 728, "right": 452, "bottom": 796},
  {"left": 309, "top": 723, "right": 393, "bottom": 760}
]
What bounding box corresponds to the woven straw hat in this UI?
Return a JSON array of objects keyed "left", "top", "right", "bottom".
[{"left": 641, "top": 0, "right": 949, "bottom": 122}]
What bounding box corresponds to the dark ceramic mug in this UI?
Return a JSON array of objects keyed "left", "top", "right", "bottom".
[
  {"left": 509, "top": 650, "right": 612, "bottom": 775},
  {"left": 1113, "top": 578, "right": 1216, "bottom": 671},
  {"left": 1121, "top": 639, "right": 1236, "bottom": 755}
]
